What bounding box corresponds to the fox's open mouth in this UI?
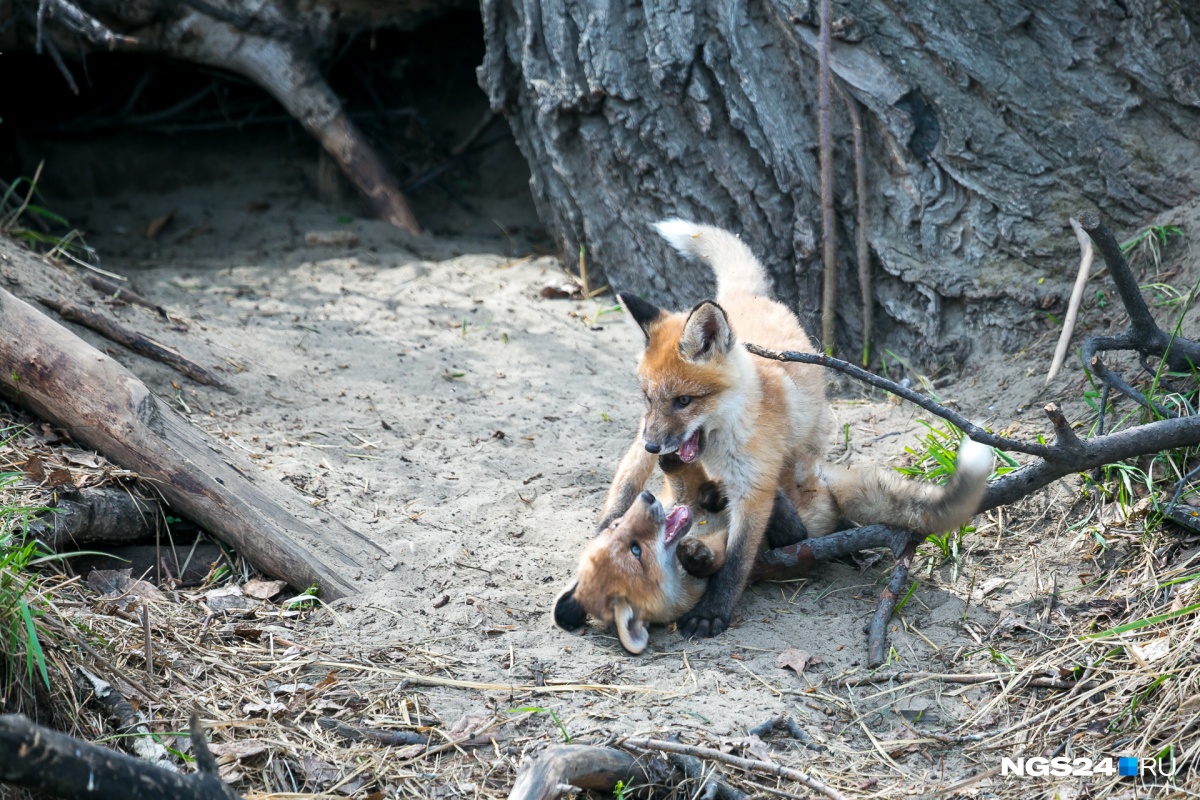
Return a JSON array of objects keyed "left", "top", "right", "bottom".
[
  {"left": 663, "top": 505, "right": 692, "bottom": 545},
  {"left": 678, "top": 429, "right": 703, "bottom": 463}
]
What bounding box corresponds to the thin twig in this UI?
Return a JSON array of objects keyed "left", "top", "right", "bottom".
[
  {"left": 839, "top": 671, "right": 1076, "bottom": 691},
  {"left": 1046, "top": 217, "right": 1094, "bottom": 384},
  {"left": 37, "top": 0, "right": 137, "bottom": 48},
  {"left": 817, "top": 0, "right": 837, "bottom": 354},
  {"left": 867, "top": 536, "right": 916, "bottom": 668}
]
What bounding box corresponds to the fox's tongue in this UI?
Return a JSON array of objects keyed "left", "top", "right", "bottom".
[
  {"left": 663, "top": 505, "right": 692, "bottom": 544},
  {"left": 679, "top": 430, "right": 701, "bottom": 463}
]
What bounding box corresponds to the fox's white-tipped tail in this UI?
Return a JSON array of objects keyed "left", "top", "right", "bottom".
[
  {"left": 653, "top": 218, "right": 772, "bottom": 299},
  {"left": 822, "top": 434, "right": 995, "bottom": 537},
  {"left": 955, "top": 436, "right": 994, "bottom": 482}
]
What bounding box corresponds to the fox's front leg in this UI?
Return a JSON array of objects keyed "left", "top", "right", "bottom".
[
  {"left": 597, "top": 436, "right": 657, "bottom": 532},
  {"left": 678, "top": 485, "right": 774, "bottom": 638}
]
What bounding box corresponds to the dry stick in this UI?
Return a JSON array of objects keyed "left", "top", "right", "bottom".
[
  {"left": 0, "top": 713, "right": 240, "bottom": 800},
  {"left": 665, "top": 751, "right": 747, "bottom": 800},
  {"left": 1046, "top": 217, "right": 1094, "bottom": 384},
  {"left": 85, "top": 274, "right": 168, "bottom": 319},
  {"left": 839, "top": 671, "right": 1076, "bottom": 691},
  {"left": 74, "top": 667, "right": 175, "bottom": 770},
  {"left": 623, "top": 737, "right": 849, "bottom": 800},
  {"left": 817, "top": 0, "right": 837, "bottom": 354},
  {"left": 743, "top": 342, "right": 1200, "bottom": 510},
  {"left": 36, "top": 296, "right": 234, "bottom": 392},
  {"left": 38, "top": 0, "right": 137, "bottom": 48},
  {"left": 317, "top": 717, "right": 429, "bottom": 747},
  {"left": 866, "top": 536, "right": 917, "bottom": 668},
  {"left": 1078, "top": 211, "right": 1200, "bottom": 370}
]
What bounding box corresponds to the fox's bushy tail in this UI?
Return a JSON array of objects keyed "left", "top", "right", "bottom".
[
  {"left": 654, "top": 219, "right": 771, "bottom": 300},
  {"left": 823, "top": 437, "right": 994, "bottom": 536}
]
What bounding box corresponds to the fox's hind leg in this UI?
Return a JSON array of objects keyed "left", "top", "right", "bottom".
[{"left": 765, "top": 490, "right": 809, "bottom": 548}]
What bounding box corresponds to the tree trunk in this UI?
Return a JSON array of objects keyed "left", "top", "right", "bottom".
[{"left": 479, "top": 1, "right": 1200, "bottom": 362}]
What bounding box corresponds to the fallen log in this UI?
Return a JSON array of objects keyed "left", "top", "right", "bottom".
[
  {"left": 0, "top": 286, "right": 394, "bottom": 599},
  {"left": 28, "top": 485, "right": 159, "bottom": 551},
  {"left": 0, "top": 713, "right": 240, "bottom": 800}
]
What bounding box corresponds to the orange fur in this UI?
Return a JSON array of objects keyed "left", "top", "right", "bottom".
[{"left": 559, "top": 220, "right": 993, "bottom": 652}]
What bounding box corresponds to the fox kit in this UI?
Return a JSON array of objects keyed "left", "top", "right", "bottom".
[
  {"left": 592, "top": 219, "right": 994, "bottom": 641},
  {"left": 554, "top": 463, "right": 812, "bottom": 654},
  {"left": 553, "top": 490, "right": 712, "bottom": 654}
]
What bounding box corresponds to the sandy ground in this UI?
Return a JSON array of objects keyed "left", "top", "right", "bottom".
[{"left": 14, "top": 125, "right": 1193, "bottom": 793}]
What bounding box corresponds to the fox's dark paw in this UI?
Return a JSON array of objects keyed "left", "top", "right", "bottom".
[
  {"left": 677, "top": 537, "right": 716, "bottom": 576},
  {"left": 697, "top": 481, "right": 728, "bottom": 513},
  {"left": 677, "top": 606, "right": 730, "bottom": 639}
]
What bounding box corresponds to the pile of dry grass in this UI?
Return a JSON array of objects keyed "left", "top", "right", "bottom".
[{"left": 3, "top": 388, "right": 1199, "bottom": 798}]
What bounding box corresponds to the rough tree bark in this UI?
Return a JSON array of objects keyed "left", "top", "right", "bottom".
[{"left": 480, "top": 1, "right": 1200, "bottom": 361}]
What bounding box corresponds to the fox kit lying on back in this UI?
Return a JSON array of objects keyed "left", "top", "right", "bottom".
[{"left": 580, "top": 219, "right": 993, "bottom": 642}]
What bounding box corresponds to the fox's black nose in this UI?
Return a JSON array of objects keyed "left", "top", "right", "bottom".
[
  {"left": 644, "top": 441, "right": 661, "bottom": 454},
  {"left": 639, "top": 490, "right": 656, "bottom": 505}
]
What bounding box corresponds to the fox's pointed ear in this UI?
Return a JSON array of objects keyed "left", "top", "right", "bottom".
[
  {"left": 680, "top": 301, "right": 733, "bottom": 361},
  {"left": 553, "top": 582, "right": 588, "bottom": 630},
  {"left": 613, "top": 599, "right": 650, "bottom": 654},
  {"left": 618, "top": 292, "right": 663, "bottom": 344}
]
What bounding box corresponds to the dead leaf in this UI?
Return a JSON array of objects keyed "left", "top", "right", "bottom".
[
  {"left": 144, "top": 210, "right": 175, "bottom": 240},
  {"left": 23, "top": 455, "right": 44, "bottom": 482},
  {"left": 242, "top": 578, "right": 287, "bottom": 600},
  {"left": 126, "top": 580, "right": 167, "bottom": 604},
  {"left": 205, "top": 585, "right": 256, "bottom": 613},
  {"left": 394, "top": 744, "right": 424, "bottom": 759},
  {"left": 242, "top": 700, "right": 287, "bottom": 716},
  {"left": 47, "top": 468, "right": 73, "bottom": 487},
  {"left": 1127, "top": 636, "right": 1172, "bottom": 665},
  {"left": 207, "top": 741, "right": 268, "bottom": 762},
  {"left": 300, "top": 754, "right": 340, "bottom": 787},
  {"left": 978, "top": 577, "right": 1010, "bottom": 597},
  {"left": 62, "top": 450, "right": 101, "bottom": 468},
  {"left": 893, "top": 696, "right": 936, "bottom": 722},
  {"left": 87, "top": 569, "right": 133, "bottom": 596},
  {"left": 777, "top": 647, "right": 816, "bottom": 676},
  {"left": 445, "top": 714, "right": 491, "bottom": 741},
  {"left": 725, "top": 735, "right": 772, "bottom": 762},
  {"left": 304, "top": 230, "right": 359, "bottom": 248}
]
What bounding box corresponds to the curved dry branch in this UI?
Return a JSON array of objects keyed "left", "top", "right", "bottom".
[
  {"left": 507, "top": 745, "right": 648, "bottom": 800},
  {"left": 744, "top": 343, "right": 1054, "bottom": 458}
]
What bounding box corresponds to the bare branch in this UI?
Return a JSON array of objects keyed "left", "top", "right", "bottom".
[
  {"left": 867, "top": 537, "right": 917, "bottom": 668},
  {"left": 1078, "top": 210, "right": 1200, "bottom": 372},
  {"left": 37, "top": 0, "right": 137, "bottom": 49},
  {"left": 744, "top": 343, "right": 1054, "bottom": 458},
  {"left": 817, "top": 0, "right": 836, "bottom": 354},
  {"left": 1046, "top": 218, "right": 1093, "bottom": 384}
]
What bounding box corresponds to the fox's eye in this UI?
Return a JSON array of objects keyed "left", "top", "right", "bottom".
[
  {"left": 630, "top": 542, "right": 642, "bottom": 560},
  {"left": 674, "top": 395, "right": 692, "bottom": 409}
]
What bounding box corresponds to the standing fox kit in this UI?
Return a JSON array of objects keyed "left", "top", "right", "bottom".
[{"left": 559, "top": 219, "right": 993, "bottom": 648}]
